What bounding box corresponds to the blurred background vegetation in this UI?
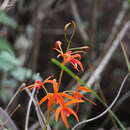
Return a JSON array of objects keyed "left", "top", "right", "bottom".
[{"left": 0, "top": 0, "right": 130, "bottom": 130}]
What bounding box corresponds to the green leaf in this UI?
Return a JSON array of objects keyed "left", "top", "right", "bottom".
[
  {"left": 11, "top": 67, "right": 32, "bottom": 81},
  {"left": 0, "top": 11, "right": 18, "bottom": 29},
  {"left": 0, "top": 87, "right": 14, "bottom": 103},
  {"left": 0, "top": 51, "right": 21, "bottom": 71},
  {"left": 11, "top": 67, "right": 42, "bottom": 81},
  {"left": 0, "top": 38, "right": 14, "bottom": 55},
  {"left": 128, "top": 0, "right": 130, "bottom": 4}
]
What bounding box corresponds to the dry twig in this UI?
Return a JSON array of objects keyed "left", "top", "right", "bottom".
[
  {"left": 86, "top": 21, "right": 130, "bottom": 88},
  {"left": 5, "top": 83, "right": 25, "bottom": 111},
  {"left": 0, "top": 0, "right": 17, "bottom": 10},
  {"left": 101, "top": 90, "right": 130, "bottom": 127},
  {"left": 70, "top": 0, "right": 89, "bottom": 42},
  {"left": 25, "top": 89, "right": 51, "bottom": 130},
  {"left": 105, "top": 0, "right": 129, "bottom": 51},
  {"left": 25, "top": 88, "right": 36, "bottom": 130}
]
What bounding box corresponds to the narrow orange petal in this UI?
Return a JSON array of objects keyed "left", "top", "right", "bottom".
[
  {"left": 74, "top": 59, "right": 84, "bottom": 71},
  {"left": 73, "top": 91, "right": 84, "bottom": 98},
  {"left": 62, "top": 59, "right": 69, "bottom": 65},
  {"left": 60, "top": 93, "right": 75, "bottom": 100},
  {"left": 61, "top": 110, "right": 69, "bottom": 128},
  {"left": 71, "top": 62, "right": 79, "bottom": 71},
  {"left": 47, "top": 97, "right": 54, "bottom": 111},
  {"left": 55, "top": 94, "right": 65, "bottom": 105},
  {"left": 77, "top": 86, "right": 92, "bottom": 93},
  {"left": 55, "top": 107, "right": 62, "bottom": 121},
  {"left": 66, "top": 99, "right": 84, "bottom": 106},
  {"left": 72, "top": 54, "right": 81, "bottom": 59},
  {"left": 22, "top": 85, "right": 35, "bottom": 90},
  {"left": 38, "top": 94, "right": 51, "bottom": 105},
  {"left": 44, "top": 80, "right": 54, "bottom": 84},
  {"left": 67, "top": 107, "right": 79, "bottom": 122}
]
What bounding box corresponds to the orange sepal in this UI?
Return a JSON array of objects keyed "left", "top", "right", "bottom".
[
  {"left": 61, "top": 110, "right": 69, "bottom": 128},
  {"left": 77, "top": 86, "right": 92, "bottom": 93},
  {"left": 38, "top": 93, "right": 52, "bottom": 105},
  {"left": 66, "top": 99, "right": 84, "bottom": 106},
  {"left": 55, "top": 107, "right": 62, "bottom": 121}
]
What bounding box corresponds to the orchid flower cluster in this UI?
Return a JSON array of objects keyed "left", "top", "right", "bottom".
[{"left": 23, "top": 22, "right": 96, "bottom": 129}]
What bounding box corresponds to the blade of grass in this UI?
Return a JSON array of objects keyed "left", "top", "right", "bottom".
[{"left": 121, "top": 42, "right": 130, "bottom": 72}]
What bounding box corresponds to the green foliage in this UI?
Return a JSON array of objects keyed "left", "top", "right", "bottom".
[
  {"left": 0, "top": 51, "right": 21, "bottom": 71},
  {"left": 0, "top": 11, "right": 18, "bottom": 29},
  {"left": 0, "top": 38, "right": 14, "bottom": 55},
  {"left": 0, "top": 36, "right": 42, "bottom": 103},
  {"left": 11, "top": 67, "right": 32, "bottom": 81}
]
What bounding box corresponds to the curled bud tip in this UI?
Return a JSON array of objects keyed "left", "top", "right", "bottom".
[{"left": 56, "top": 41, "right": 62, "bottom": 48}]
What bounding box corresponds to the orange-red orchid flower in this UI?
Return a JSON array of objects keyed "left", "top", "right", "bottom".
[
  {"left": 38, "top": 79, "right": 75, "bottom": 111},
  {"left": 22, "top": 75, "right": 54, "bottom": 90},
  {"left": 55, "top": 99, "right": 84, "bottom": 128},
  {"left": 54, "top": 41, "right": 84, "bottom": 71},
  {"left": 72, "top": 86, "right": 96, "bottom": 105},
  {"left": 71, "top": 86, "right": 96, "bottom": 112}
]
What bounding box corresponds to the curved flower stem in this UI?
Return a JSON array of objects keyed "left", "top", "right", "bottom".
[
  {"left": 58, "top": 69, "right": 64, "bottom": 90},
  {"left": 71, "top": 73, "right": 130, "bottom": 130},
  {"left": 58, "top": 21, "right": 76, "bottom": 89},
  {"left": 41, "top": 85, "right": 48, "bottom": 94},
  {"left": 65, "top": 21, "right": 76, "bottom": 51},
  {"left": 44, "top": 111, "right": 51, "bottom": 130}
]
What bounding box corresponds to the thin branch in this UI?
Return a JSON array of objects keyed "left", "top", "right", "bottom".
[
  {"left": 25, "top": 89, "right": 51, "bottom": 130},
  {"left": 0, "top": 0, "right": 10, "bottom": 10},
  {"left": 90, "top": 0, "right": 98, "bottom": 43},
  {"left": 5, "top": 83, "right": 25, "bottom": 111},
  {"left": 72, "top": 73, "right": 130, "bottom": 130},
  {"left": 25, "top": 88, "right": 36, "bottom": 130},
  {"left": 29, "top": 122, "right": 39, "bottom": 130},
  {"left": 70, "top": 0, "right": 89, "bottom": 42},
  {"left": 86, "top": 21, "right": 130, "bottom": 88},
  {"left": 0, "top": 0, "right": 17, "bottom": 10},
  {"left": 80, "top": 3, "right": 129, "bottom": 87},
  {"left": 101, "top": 90, "right": 130, "bottom": 127},
  {"left": 0, "top": 107, "right": 18, "bottom": 130},
  {"left": 25, "top": 89, "right": 45, "bottom": 130},
  {"left": 105, "top": 0, "right": 129, "bottom": 51}
]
